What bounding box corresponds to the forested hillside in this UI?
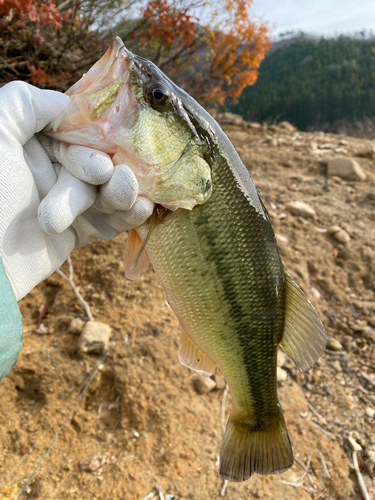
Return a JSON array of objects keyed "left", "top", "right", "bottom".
[{"left": 231, "top": 36, "right": 375, "bottom": 131}]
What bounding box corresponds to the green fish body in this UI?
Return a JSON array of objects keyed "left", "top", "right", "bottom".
[
  {"left": 135, "top": 137, "right": 325, "bottom": 481},
  {"left": 46, "top": 37, "right": 327, "bottom": 482}
]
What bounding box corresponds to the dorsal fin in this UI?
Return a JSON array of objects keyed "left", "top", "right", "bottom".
[
  {"left": 178, "top": 326, "right": 216, "bottom": 378},
  {"left": 280, "top": 271, "right": 327, "bottom": 372}
]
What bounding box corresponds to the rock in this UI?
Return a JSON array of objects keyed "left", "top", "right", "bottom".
[
  {"left": 277, "top": 349, "right": 286, "bottom": 367},
  {"left": 353, "top": 301, "right": 375, "bottom": 313},
  {"left": 331, "top": 360, "right": 342, "bottom": 372},
  {"left": 277, "top": 367, "right": 288, "bottom": 382},
  {"left": 310, "top": 141, "right": 318, "bottom": 151},
  {"left": 79, "top": 321, "right": 112, "bottom": 354},
  {"left": 286, "top": 201, "right": 316, "bottom": 220},
  {"left": 365, "top": 407, "right": 375, "bottom": 418},
  {"left": 68, "top": 318, "right": 86, "bottom": 335},
  {"left": 364, "top": 451, "right": 375, "bottom": 475},
  {"left": 363, "top": 473, "right": 373, "bottom": 491},
  {"left": 342, "top": 335, "right": 352, "bottom": 352},
  {"left": 281, "top": 160, "right": 294, "bottom": 168},
  {"left": 217, "top": 112, "right": 244, "bottom": 126},
  {"left": 362, "top": 329, "right": 375, "bottom": 343},
  {"left": 326, "top": 337, "right": 343, "bottom": 351},
  {"left": 211, "top": 373, "right": 227, "bottom": 390},
  {"left": 327, "top": 157, "right": 366, "bottom": 181},
  {"left": 355, "top": 145, "right": 375, "bottom": 158},
  {"left": 191, "top": 376, "right": 216, "bottom": 394},
  {"left": 247, "top": 122, "right": 262, "bottom": 129},
  {"left": 227, "top": 131, "right": 249, "bottom": 143},
  {"left": 278, "top": 121, "right": 295, "bottom": 132},
  {"left": 275, "top": 233, "right": 288, "bottom": 243},
  {"left": 328, "top": 225, "right": 351, "bottom": 243},
  {"left": 267, "top": 137, "right": 279, "bottom": 147},
  {"left": 348, "top": 436, "right": 362, "bottom": 451},
  {"left": 79, "top": 454, "right": 106, "bottom": 472},
  {"left": 333, "top": 230, "right": 350, "bottom": 243}
]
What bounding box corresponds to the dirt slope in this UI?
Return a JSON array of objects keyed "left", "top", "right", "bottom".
[{"left": 0, "top": 121, "right": 375, "bottom": 500}]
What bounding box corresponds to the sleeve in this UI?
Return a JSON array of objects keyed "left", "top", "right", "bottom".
[{"left": 0, "top": 257, "right": 23, "bottom": 382}]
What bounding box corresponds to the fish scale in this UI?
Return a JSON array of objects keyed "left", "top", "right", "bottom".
[{"left": 137, "top": 152, "right": 284, "bottom": 420}]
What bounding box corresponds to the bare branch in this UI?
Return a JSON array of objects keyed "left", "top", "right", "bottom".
[
  {"left": 361, "top": 371, "right": 375, "bottom": 388},
  {"left": 311, "top": 421, "right": 335, "bottom": 439},
  {"left": 316, "top": 449, "right": 331, "bottom": 479},
  {"left": 308, "top": 403, "right": 328, "bottom": 426},
  {"left": 57, "top": 256, "right": 94, "bottom": 321},
  {"left": 352, "top": 451, "right": 371, "bottom": 500},
  {"left": 220, "top": 479, "right": 228, "bottom": 496}
]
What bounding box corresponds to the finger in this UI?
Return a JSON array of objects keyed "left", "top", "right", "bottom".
[
  {"left": 72, "top": 197, "right": 154, "bottom": 247},
  {"left": 106, "top": 197, "right": 154, "bottom": 232},
  {"left": 23, "top": 137, "right": 58, "bottom": 199},
  {"left": 95, "top": 164, "right": 138, "bottom": 213},
  {"left": 38, "top": 167, "right": 96, "bottom": 234},
  {"left": 39, "top": 135, "right": 114, "bottom": 185}
]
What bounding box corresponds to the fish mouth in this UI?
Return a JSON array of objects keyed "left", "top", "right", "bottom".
[
  {"left": 66, "top": 36, "right": 132, "bottom": 98},
  {"left": 44, "top": 37, "right": 137, "bottom": 150}
]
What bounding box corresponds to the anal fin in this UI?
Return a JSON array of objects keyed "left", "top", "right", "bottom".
[
  {"left": 280, "top": 271, "right": 327, "bottom": 372},
  {"left": 124, "top": 229, "right": 150, "bottom": 280},
  {"left": 178, "top": 326, "right": 216, "bottom": 378}
]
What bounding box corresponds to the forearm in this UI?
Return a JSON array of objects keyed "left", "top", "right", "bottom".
[{"left": 0, "top": 257, "right": 23, "bottom": 382}]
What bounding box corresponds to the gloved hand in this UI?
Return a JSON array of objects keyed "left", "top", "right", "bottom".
[{"left": 0, "top": 81, "right": 154, "bottom": 301}]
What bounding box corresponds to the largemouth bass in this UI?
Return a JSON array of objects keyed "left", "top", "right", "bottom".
[{"left": 46, "top": 37, "right": 327, "bottom": 482}]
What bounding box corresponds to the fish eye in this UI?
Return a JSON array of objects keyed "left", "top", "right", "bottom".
[{"left": 145, "top": 82, "right": 170, "bottom": 108}]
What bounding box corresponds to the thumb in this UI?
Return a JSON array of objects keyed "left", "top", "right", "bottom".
[{"left": 0, "top": 81, "right": 70, "bottom": 146}]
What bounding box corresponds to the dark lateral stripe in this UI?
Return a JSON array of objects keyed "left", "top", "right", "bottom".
[{"left": 191, "top": 154, "right": 285, "bottom": 417}]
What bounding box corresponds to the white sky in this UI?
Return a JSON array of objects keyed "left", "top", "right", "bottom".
[{"left": 251, "top": 0, "right": 375, "bottom": 38}]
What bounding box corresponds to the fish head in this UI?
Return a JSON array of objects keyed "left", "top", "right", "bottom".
[{"left": 45, "top": 37, "right": 213, "bottom": 210}]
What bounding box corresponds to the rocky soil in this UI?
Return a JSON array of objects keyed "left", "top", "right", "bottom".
[{"left": 1, "top": 116, "right": 375, "bottom": 500}]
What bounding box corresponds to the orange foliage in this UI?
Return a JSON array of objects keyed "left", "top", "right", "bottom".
[
  {"left": 140, "top": 0, "right": 197, "bottom": 50},
  {"left": 203, "top": 0, "right": 271, "bottom": 104},
  {"left": 0, "top": 0, "right": 270, "bottom": 102},
  {"left": 27, "top": 64, "right": 50, "bottom": 85},
  {"left": 0, "top": 0, "right": 70, "bottom": 29},
  {"left": 137, "top": 0, "right": 270, "bottom": 104}
]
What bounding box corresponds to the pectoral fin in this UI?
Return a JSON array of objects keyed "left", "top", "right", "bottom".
[
  {"left": 280, "top": 271, "right": 327, "bottom": 372},
  {"left": 178, "top": 326, "right": 216, "bottom": 378},
  {"left": 124, "top": 206, "right": 168, "bottom": 280},
  {"left": 124, "top": 229, "right": 150, "bottom": 280},
  {"left": 154, "top": 155, "right": 212, "bottom": 210}
]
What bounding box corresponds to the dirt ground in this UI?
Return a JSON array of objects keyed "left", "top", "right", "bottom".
[{"left": 1, "top": 121, "right": 375, "bottom": 500}]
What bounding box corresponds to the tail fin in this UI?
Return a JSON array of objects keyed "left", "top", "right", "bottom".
[{"left": 219, "top": 410, "right": 293, "bottom": 482}]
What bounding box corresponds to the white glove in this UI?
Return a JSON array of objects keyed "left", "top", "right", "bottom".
[{"left": 0, "top": 81, "right": 154, "bottom": 301}]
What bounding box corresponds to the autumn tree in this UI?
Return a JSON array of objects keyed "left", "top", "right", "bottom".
[
  {"left": 0, "top": 0, "right": 270, "bottom": 104},
  {"left": 0, "top": 0, "right": 130, "bottom": 89},
  {"left": 123, "top": 0, "right": 271, "bottom": 104}
]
